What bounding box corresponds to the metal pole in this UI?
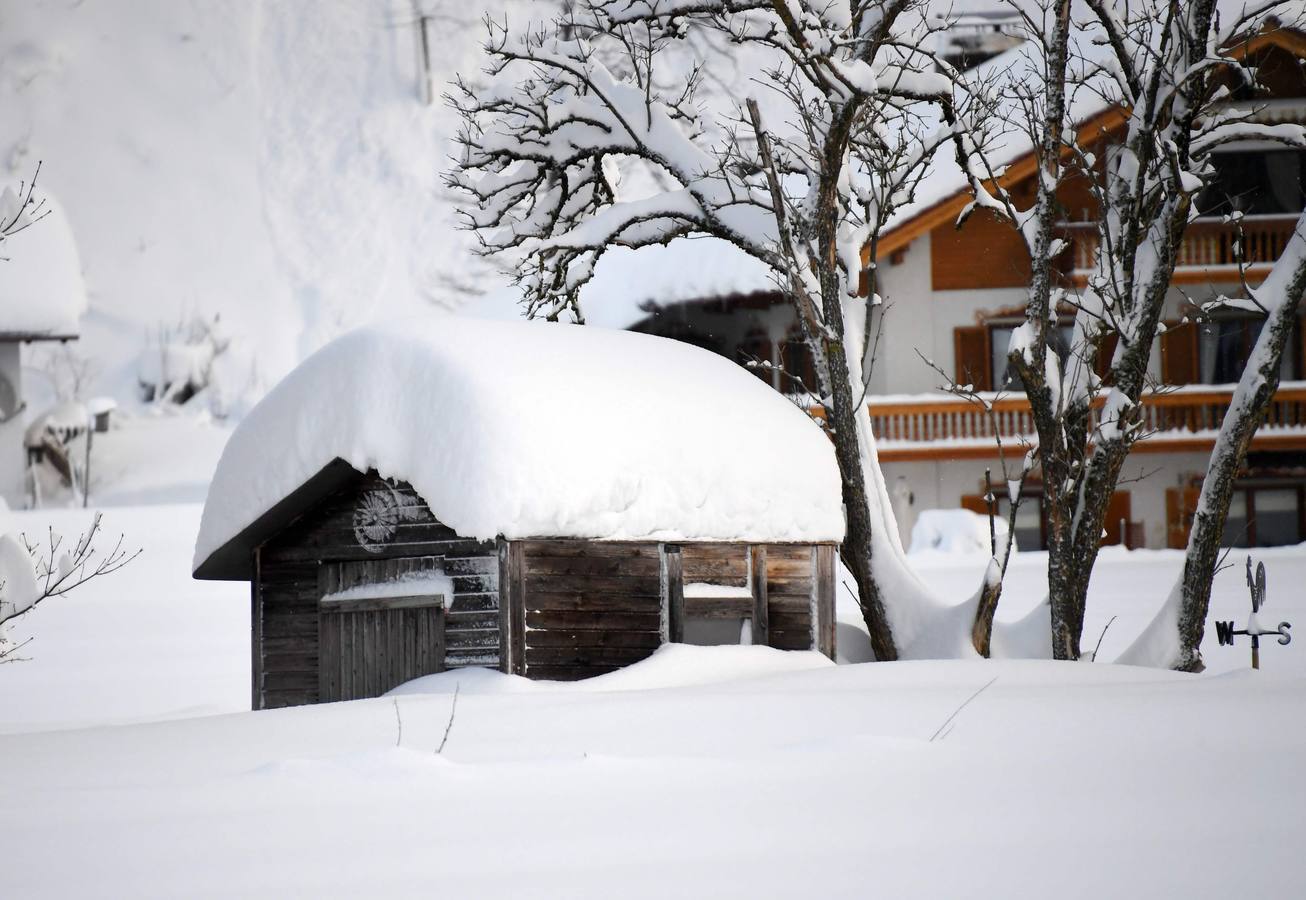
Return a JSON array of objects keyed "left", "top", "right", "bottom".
[
  {"left": 82, "top": 424, "right": 92, "bottom": 509},
  {"left": 1252, "top": 632, "right": 1260, "bottom": 670}
]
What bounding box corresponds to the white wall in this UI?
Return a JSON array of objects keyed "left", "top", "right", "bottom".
[{"left": 873, "top": 234, "right": 1028, "bottom": 395}]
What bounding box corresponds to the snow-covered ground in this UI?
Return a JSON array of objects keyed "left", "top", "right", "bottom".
[{"left": 3, "top": 501, "right": 1304, "bottom": 896}]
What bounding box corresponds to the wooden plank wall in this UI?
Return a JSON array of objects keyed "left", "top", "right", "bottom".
[
  {"left": 255, "top": 472, "right": 498, "bottom": 709},
  {"left": 510, "top": 540, "right": 837, "bottom": 683},
  {"left": 318, "top": 601, "right": 445, "bottom": 702},
  {"left": 762, "top": 544, "right": 819, "bottom": 651},
  {"left": 678, "top": 542, "right": 818, "bottom": 651},
  {"left": 516, "top": 539, "right": 664, "bottom": 679}
]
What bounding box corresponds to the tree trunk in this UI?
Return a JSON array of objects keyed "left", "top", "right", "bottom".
[
  {"left": 1172, "top": 240, "right": 1306, "bottom": 669},
  {"left": 826, "top": 330, "right": 899, "bottom": 662}
]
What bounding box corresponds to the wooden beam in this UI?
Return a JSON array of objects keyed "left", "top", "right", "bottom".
[
  {"left": 749, "top": 545, "right": 768, "bottom": 646},
  {"left": 509, "top": 541, "right": 526, "bottom": 675},
  {"left": 318, "top": 593, "right": 445, "bottom": 615},
  {"left": 251, "top": 547, "right": 263, "bottom": 711},
  {"left": 814, "top": 544, "right": 836, "bottom": 660},
  {"left": 663, "top": 544, "right": 684, "bottom": 643}
]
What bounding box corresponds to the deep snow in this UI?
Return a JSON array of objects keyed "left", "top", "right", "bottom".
[{"left": 3, "top": 504, "right": 1306, "bottom": 897}]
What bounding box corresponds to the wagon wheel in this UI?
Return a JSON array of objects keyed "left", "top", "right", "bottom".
[{"left": 353, "top": 487, "right": 402, "bottom": 552}]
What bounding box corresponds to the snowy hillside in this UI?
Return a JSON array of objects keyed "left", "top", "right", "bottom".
[{"left": 1, "top": 0, "right": 535, "bottom": 407}]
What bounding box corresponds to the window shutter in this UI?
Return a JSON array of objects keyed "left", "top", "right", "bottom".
[
  {"left": 1094, "top": 330, "right": 1120, "bottom": 384},
  {"left": 1298, "top": 315, "right": 1306, "bottom": 380},
  {"left": 1160, "top": 320, "right": 1198, "bottom": 385},
  {"left": 1165, "top": 486, "right": 1201, "bottom": 549},
  {"left": 1102, "top": 491, "right": 1132, "bottom": 545},
  {"left": 954, "top": 326, "right": 992, "bottom": 392}
]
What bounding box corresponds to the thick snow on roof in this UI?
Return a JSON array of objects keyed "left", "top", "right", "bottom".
[
  {"left": 194, "top": 316, "right": 844, "bottom": 569},
  {"left": 0, "top": 189, "right": 86, "bottom": 337}
]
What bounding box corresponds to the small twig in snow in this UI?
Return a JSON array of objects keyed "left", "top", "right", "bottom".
[
  {"left": 929, "top": 676, "right": 999, "bottom": 743},
  {"left": 1090, "top": 616, "right": 1118, "bottom": 662},
  {"left": 437, "top": 682, "right": 461, "bottom": 754}
]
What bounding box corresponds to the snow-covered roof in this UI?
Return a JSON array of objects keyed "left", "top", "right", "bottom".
[
  {"left": 0, "top": 188, "right": 86, "bottom": 338},
  {"left": 193, "top": 316, "right": 844, "bottom": 576},
  {"left": 884, "top": 11, "right": 1306, "bottom": 246}
]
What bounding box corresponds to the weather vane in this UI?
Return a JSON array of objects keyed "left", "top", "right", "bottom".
[{"left": 1214, "top": 557, "right": 1292, "bottom": 669}]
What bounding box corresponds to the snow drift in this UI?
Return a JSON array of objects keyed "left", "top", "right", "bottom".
[{"left": 194, "top": 316, "right": 844, "bottom": 570}]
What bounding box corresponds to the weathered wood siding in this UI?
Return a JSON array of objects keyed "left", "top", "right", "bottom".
[
  {"left": 318, "top": 598, "right": 445, "bottom": 702},
  {"left": 254, "top": 472, "right": 498, "bottom": 709},
  {"left": 763, "top": 544, "right": 818, "bottom": 651},
  {"left": 507, "top": 539, "right": 837, "bottom": 681},
  {"left": 514, "top": 539, "right": 664, "bottom": 680}
]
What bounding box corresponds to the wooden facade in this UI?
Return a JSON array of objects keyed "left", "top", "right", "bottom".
[{"left": 228, "top": 465, "right": 837, "bottom": 709}]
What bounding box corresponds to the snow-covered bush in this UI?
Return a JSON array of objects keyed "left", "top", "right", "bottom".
[
  {"left": 138, "top": 315, "right": 229, "bottom": 405},
  {"left": 136, "top": 314, "right": 262, "bottom": 418}
]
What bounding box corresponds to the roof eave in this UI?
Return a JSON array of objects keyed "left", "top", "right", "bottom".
[{"left": 192, "top": 457, "right": 364, "bottom": 581}]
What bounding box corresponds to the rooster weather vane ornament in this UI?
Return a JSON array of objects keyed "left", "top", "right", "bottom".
[{"left": 1213, "top": 557, "right": 1292, "bottom": 669}]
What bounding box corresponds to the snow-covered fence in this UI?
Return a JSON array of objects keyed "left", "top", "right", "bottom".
[{"left": 862, "top": 385, "right": 1306, "bottom": 459}]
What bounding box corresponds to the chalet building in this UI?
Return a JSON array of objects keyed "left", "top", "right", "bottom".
[
  {"left": 635, "top": 22, "right": 1306, "bottom": 553},
  {"left": 193, "top": 318, "right": 841, "bottom": 707},
  {"left": 866, "top": 23, "right": 1306, "bottom": 552},
  {"left": 0, "top": 189, "right": 86, "bottom": 507}
]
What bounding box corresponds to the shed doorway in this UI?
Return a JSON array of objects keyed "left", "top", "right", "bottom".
[{"left": 317, "top": 559, "right": 450, "bottom": 702}]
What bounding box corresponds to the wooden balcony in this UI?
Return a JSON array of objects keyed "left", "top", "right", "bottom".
[
  {"left": 867, "top": 384, "right": 1306, "bottom": 462},
  {"left": 1060, "top": 214, "right": 1299, "bottom": 285}
]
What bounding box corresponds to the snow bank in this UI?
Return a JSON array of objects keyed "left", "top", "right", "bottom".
[
  {"left": 387, "top": 644, "right": 834, "bottom": 697},
  {"left": 0, "top": 188, "right": 86, "bottom": 336},
  {"left": 194, "top": 316, "right": 844, "bottom": 569},
  {"left": 909, "top": 508, "right": 1013, "bottom": 555}
]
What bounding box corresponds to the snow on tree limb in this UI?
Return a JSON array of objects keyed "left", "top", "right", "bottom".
[{"left": 452, "top": 1, "right": 982, "bottom": 660}]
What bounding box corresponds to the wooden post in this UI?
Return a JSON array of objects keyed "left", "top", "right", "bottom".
[
  {"left": 749, "top": 545, "right": 768, "bottom": 646},
  {"left": 251, "top": 547, "right": 264, "bottom": 711},
  {"left": 82, "top": 424, "right": 92, "bottom": 508},
  {"left": 664, "top": 544, "right": 684, "bottom": 643},
  {"left": 499, "top": 540, "right": 526, "bottom": 675},
  {"left": 814, "top": 544, "right": 836, "bottom": 660},
  {"left": 497, "top": 538, "right": 512, "bottom": 675}
]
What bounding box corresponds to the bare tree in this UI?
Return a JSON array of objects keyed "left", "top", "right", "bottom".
[
  {"left": 956, "top": 1, "right": 1305, "bottom": 659},
  {"left": 451, "top": 0, "right": 1000, "bottom": 660}
]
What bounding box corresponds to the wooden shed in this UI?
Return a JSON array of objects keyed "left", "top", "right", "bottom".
[{"left": 193, "top": 318, "right": 845, "bottom": 709}]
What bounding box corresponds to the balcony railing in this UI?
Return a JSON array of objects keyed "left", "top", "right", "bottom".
[
  {"left": 867, "top": 384, "right": 1306, "bottom": 461},
  {"left": 1061, "top": 214, "right": 1299, "bottom": 276}
]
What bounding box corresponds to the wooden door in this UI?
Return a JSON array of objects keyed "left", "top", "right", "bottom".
[{"left": 318, "top": 595, "right": 445, "bottom": 702}]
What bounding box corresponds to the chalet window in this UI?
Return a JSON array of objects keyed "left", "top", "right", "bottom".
[
  {"left": 1196, "top": 149, "right": 1306, "bottom": 217},
  {"left": 781, "top": 325, "right": 820, "bottom": 395},
  {"left": 737, "top": 326, "right": 776, "bottom": 387},
  {"left": 1196, "top": 315, "right": 1298, "bottom": 384},
  {"left": 995, "top": 492, "right": 1046, "bottom": 551},
  {"left": 982, "top": 490, "right": 1133, "bottom": 551},
  {"left": 1221, "top": 483, "right": 1305, "bottom": 547},
  {"left": 989, "top": 323, "right": 1074, "bottom": 391}
]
